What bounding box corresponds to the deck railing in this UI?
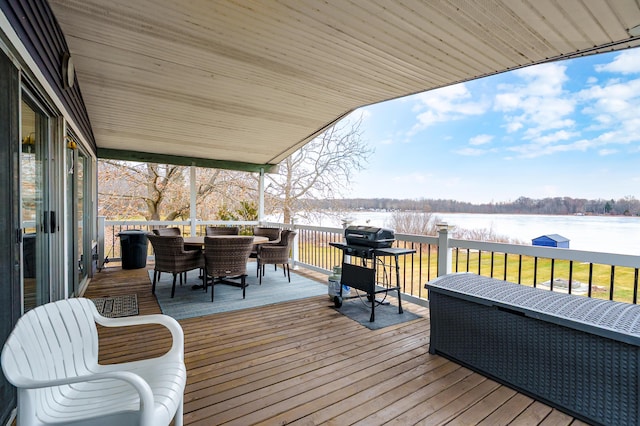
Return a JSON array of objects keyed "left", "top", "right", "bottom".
[
  {"left": 98, "top": 218, "right": 259, "bottom": 264},
  {"left": 99, "top": 218, "right": 640, "bottom": 305}
]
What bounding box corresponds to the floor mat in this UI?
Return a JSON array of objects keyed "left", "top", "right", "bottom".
[
  {"left": 335, "top": 297, "right": 422, "bottom": 330},
  {"left": 92, "top": 294, "right": 139, "bottom": 318},
  {"left": 150, "top": 266, "right": 328, "bottom": 320}
]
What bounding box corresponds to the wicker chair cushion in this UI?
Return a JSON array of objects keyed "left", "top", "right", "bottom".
[
  {"left": 253, "top": 227, "right": 281, "bottom": 242},
  {"left": 152, "top": 227, "right": 181, "bottom": 236},
  {"left": 205, "top": 226, "right": 240, "bottom": 236}
]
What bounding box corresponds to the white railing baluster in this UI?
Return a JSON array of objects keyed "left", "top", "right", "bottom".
[{"left": 97, "top": 216, "right": 106, "bottom": 270}]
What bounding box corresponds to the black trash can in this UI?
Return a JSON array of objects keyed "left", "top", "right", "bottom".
[{"left": 118, "top": 230, "right": 149, "bottom": 269}]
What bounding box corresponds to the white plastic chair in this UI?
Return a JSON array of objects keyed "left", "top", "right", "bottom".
[{"left": 1, "top": 298, "right": 186, "bottom": 426}]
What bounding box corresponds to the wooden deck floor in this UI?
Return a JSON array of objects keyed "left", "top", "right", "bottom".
[{"left": 84, "top": 264, "right": 586, "bottom": 426}]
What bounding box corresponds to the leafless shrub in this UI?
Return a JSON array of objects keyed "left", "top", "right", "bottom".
[
  {"left": 385, "top": 211, "right": 441, "bottom": 236},
  {"left": 452, "top": 225, "right": 526, "bottom": 244}
]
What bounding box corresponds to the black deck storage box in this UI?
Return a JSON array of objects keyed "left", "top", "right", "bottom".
[{"left": 427, "top": 273, "right": 640, "bottom": 426}]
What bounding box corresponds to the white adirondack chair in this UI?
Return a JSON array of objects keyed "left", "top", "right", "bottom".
[{"left": 1, "top": 298, "right": 186, "bottom": 426}]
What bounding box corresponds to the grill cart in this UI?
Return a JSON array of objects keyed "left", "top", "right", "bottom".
[{"left": 329, "top": 226, "right": 415, "bottom": 322}]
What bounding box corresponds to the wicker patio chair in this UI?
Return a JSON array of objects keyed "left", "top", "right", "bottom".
[
  {"left": 203, "top": 236, "right": 254, "bottom": 301},
  {"left": 153, "top": 226, "right": 200, "bottom": 253},
  {"left": 249, "top": 226, "right": 282, "bottom": 272},
  {"left": 151, "top": 227, "right": 199, "bottom": 283},
  {"left": 147, "top": 234, "right": 203, "bottom": 298},
  {"left": 256, "top": 230, "right": 297, "bottom": 284},
  {"left": 205, "top": 226, "right": 240, "bottom": 236}
]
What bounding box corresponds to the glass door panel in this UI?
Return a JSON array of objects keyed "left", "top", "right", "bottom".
[
  {"left": 77, "top": 152, "right": 86, "bottom": 285},
  {"left": 67, "top": 143, "right": 89, "bottom": 296},
  {"left": 21, "top": 98, "right": 50, "bottom": 311}
]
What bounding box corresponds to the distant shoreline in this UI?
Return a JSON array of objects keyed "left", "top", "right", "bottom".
[
  {"left": 335, "top": 208, "right": 638, "bottom": 218},
  {"left": 313, "top": 196, "right": 640, "bottom": 217}
]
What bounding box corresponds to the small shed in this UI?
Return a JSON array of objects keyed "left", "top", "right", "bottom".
[{"left": 532, "top": 234, "right": 570, "bottom": 248}]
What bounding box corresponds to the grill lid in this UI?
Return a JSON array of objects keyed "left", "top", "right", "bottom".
[{"left": 344, "top": 225, "right": 395, "bottom": 248}]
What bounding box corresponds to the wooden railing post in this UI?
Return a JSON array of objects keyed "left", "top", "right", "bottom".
[{"left": 437, "top": 223, "right": 452, "bottom": 276}]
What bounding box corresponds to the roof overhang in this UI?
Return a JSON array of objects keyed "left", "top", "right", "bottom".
[{"left": 49, "top": 0, "right": 640, "bottom": 171}]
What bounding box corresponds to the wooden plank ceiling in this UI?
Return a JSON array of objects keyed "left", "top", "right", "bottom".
[{"left": 49, "top": 0, "right": 640, "bottom": 171}]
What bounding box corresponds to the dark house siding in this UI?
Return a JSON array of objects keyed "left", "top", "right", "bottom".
[
  {"left": 0, "top": 48, "right": 19, "bottom": 426},
  {"left": 1, "top": 0, "right": 96, "bottom": 153}
]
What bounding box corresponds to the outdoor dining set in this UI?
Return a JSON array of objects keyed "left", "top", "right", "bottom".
[{"left": 147, "top": 226, "right": 297, "bottom": 301}]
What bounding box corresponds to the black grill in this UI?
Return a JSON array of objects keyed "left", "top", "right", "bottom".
[{"left": 344, "top": 225, "right": 394, "bottom": 248}]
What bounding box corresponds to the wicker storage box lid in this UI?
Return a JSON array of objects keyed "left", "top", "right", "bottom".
[{"left": 427, "top": 273, "right": 640, "bottom": 345}]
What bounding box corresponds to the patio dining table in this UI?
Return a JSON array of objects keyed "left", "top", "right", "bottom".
[{"left": 184, "top": 235, "right": 270, "bottom": 290}]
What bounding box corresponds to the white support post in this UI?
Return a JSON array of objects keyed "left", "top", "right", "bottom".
[
  {"left": 258, "top": 168, "right": 265, "bottom": 222},
  {"left": 291, "top": 220, "right": 299, "bottom": 269},
  {"left": 97, "top": 216, "right": 105, "bottom": 269},
  {"left": 190, "top": 165, "right": 197, "bottom": 236},
  {"left": 341, "top": 218, "right": 352, "bottom": 265},
  {"left": 437, "top": 223, "right": 452, "bottom": 276}
]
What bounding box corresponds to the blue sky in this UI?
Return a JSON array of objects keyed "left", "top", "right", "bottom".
[{"left": 347, "top": 47, "right": 640, "bottom": 204}]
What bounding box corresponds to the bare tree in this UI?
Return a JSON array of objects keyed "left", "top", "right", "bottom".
[
  {"left": 265, "top": 115, "right": 374, "bottom": 223},
  {"left": 99, "top": 115, "right": 373, "bottom": 222},
  {"left": 98, "top": 160, "right": 257, "bottom": 220}
]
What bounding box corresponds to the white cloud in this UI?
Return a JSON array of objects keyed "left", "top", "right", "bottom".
[
  {"left": 469, "top": 134, "right": 493, "bottom": 145},
  {"left": 531, "top": 130, "right": 580, "bottom": 146},
  {"left": 595, "top": 49, "right": 640, "bottom": 74},
  {"left": 494, "top": 62, "right": 576, "bottom": 141},
  {"left": 507, "top": 138, "right": 590, "bottom": 158},
  {"left": 504, "top": 120, "right": 523, "bottom": 133},
  {"left": 598, "top": 149, "right": 618, "bottom": 155},
  {"left": 408, "top": 83, "right": 489, "bottom": 134},
  {"left": 496, "top": 63, "right": 568, "bottom": 100},
  {"left": 578, "top": 78, "right": 640, "bottom": 146},
  {"left": 494, "top": 92, "right": 521, "bottom": 110}
]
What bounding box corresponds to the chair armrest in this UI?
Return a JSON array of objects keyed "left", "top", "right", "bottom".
[
  {"left": 258, "top": 245, "right": 288, "bottom": 254},
  {"left": 181, "top": 248, "right": 203, "bottom": 257},
  {"left": 9, "top": 370, "right": 156, "bottom": 424},
  {"left": 256, "top": 240, "right": 281, "bottom": 252},
  {"left": 93, "top": 313, "right": 184, "bottom": 361},
  {"left": 257, "top": 245, "right": 290, "bottom": 264}
]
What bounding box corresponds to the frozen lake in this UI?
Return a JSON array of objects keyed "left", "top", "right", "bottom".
[{"left": 297, "top": 211, "right": 640, "bottom": 256}]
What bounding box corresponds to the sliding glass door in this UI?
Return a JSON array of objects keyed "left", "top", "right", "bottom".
[{"left": 21, "top": 96, "right": 53, "bottom": 311}]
